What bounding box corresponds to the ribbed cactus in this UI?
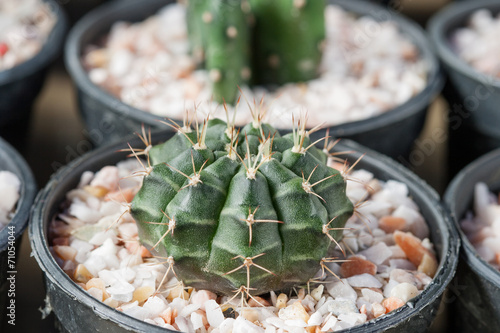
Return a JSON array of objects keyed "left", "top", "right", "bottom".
[
  {"left": 130, "top": 117, "right": 354, "bottom": 296},
  {"left": 186, "top": 0, "right": 326, "bottom": 103}
]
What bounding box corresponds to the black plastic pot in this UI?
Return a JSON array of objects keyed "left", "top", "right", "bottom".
[
  {"left": 0, "top": 0, "right": 67, "bottom": 148},
  {"left": 0, "top": 137, "right": 37, "bottom": 327},
  {"left": 427, "top": 0, "right": 500, "bottom": 178},
  {"left": 444, "top": 149, "right": 500, "bottom": 333},
  {"left": 65, "top": 0, "right": 443, "bottom": 159},
  {"left": 30, "top": 131, "right": 458, "bottom": 332}
]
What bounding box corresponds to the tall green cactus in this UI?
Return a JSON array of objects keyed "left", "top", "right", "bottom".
[
  {"left": 185, "top": 0, "right": 326, "bottom": 104},
  {"left": 249, "top": 0, "right": 326, "bottom": 85},
  {"left": 130, "top": 117, "right": 354, "bottom": 296}
]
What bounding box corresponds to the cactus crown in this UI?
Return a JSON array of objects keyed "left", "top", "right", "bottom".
[{"left": 130, "top": 112, "right": 354, "bottom": 296}]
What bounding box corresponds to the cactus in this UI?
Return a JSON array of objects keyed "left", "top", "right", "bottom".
[
  {"left": 130, "top": 116, "right": 354, "bottom": 296},
  {"left": 187, "top": 0, "right": 252, "bottom": 103},
  {"left": 185, "top": 0, "right": 326, "bottom": 103},
  {"left": 249, "top": 0, "right": 326, "bottom": 85}
]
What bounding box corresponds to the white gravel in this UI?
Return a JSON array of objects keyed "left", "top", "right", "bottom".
[
  {"left": 0, "top": 0, "right": 56, "bottom": 71},
  {"left": 0, "top": 170, "right": 21, "bottom": 229},
  {"left": 460, "top": 182, "right": 500, "bottom": 270},
  {"left": 49, "top": 153, "right": 438, "bottom": 332},
  {"left": 451, "top": 9, "right": 500, "bottom": 79},
  {"left": 83, "top": 3, "right": 427, "bottom": 128}
]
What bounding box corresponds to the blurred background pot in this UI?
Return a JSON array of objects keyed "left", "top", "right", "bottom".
[
  {"left": 29, "top": 132, "right": 458, "bottom": 332},
  {"left": 428, "top": 0, "right": 500, "bottom": 178},
  {"left": 0, "top": 137, "right": 37, "bottom": 329},
  {"left": 0, "top": 0, "right": 67, "bottom": 149},
  {"left": 65, "top": 0, "right": 443, "bottom": 159},
  {"left": 444, "top": 148, "right": 500, "bottom": 333}
]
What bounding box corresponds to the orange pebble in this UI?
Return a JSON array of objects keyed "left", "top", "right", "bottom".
[
  {"left": 84, "top": 185, "right": 109, "bottom": 198},
  {"left": 382, "top": 297, "right": 405, "bottom": 313},
  {"left": 54, "top": 245, "right": 77, "bottom": 261},
  {"left": 394, "top": 231, "right": 435, "bottom": 267},
  {"left": 140, "top": 246, "right": 152, "bottom": 258},
  {"left": 74, "top": 264, "right": 94, "bottom": 283},
  {"left": 306, "top": 326, "right": 321, "bottom": 333},
  {"left": 160, "top": 307, "right": 176, "bottom": 325},
  {"left": 340, "top": 256, "right": 377, "bottom": 278},
  {"left": 248, "top": 296, "right": 271, "bottom": 307},
  {"left": 379, "top": 216, "right": 407, "bottom": 233}
]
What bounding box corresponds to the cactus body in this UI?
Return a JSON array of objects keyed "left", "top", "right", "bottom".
[
  {"left": 131, "top": 120, "right": 353, "bottom": 295},
  {"left": 187, "top": 0, "right": 252, "bottom": 103},
  {"left": 249, "top": 0, "right": 326, "bottom": 85},
  {"left": 186, "top": 0, "right": 325, "bottom": 103}
]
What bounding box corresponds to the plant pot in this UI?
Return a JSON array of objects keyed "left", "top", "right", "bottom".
[
  {"left": 29, "top": 130, "right": 458, "bottom": 332},
  {"left": 0, "top": 0, "right": 68, "bottom": 149},
  {"left": 0, "top": 137, "right": 37, "bottom": 327},
  {"left": 427, "top": 0, "right": 500, "bottom": 177},
  {"left": 65, "top": 0, "right": 443, "bottom": 159},
  {"left": 444, "top": 148, "right": 500, "bottom": 333}
]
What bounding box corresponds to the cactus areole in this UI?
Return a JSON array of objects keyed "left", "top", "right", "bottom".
[
  {"left": 130, "top": 118, "right": 353, "bottom": 296},
  {"left": 187, "top": 0, "right": 326, "bottom": 104}
]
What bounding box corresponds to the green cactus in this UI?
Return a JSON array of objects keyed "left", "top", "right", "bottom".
[
  {"left": 249, "top": 0, "right": 326, "bottom": 85},
  {"left": 130, "top": 117, "right": 354, "bottom": 296},
  {"left": 185, "top": 0, "right": 326, "bottom": 104},
  {"left": 187, "top": 0, "right": 252, "bottom": 103}
]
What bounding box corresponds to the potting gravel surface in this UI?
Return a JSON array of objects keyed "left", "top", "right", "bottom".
[
  {"left": 49, "top": 156, "right": 438, "bottom": 332},
  {"left": 83, "top": 3, "right": 427, "bottom": 128},
  {"left": 0, "top": 0, "right": 56, "bottom": 71},
  {"left": 460, "top": 182, "right": 500, "bottom": 271},
  {"left": 0, "top": 171, "right": 21, "bottom": 229},
  {"left": 451, "top": 9, "right": 500, "bottom": 79}
]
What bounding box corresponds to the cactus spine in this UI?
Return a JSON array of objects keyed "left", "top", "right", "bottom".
[
  {"left": 130, "top": 116, "right": 354, "bottom": 296},
  {"left": 186, "top": 0, "right": 326, "bottom": 103}
]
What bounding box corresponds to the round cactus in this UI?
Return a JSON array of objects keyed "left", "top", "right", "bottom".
[{"left": 130, "top": 116, "right": 353, "bottom": 296}]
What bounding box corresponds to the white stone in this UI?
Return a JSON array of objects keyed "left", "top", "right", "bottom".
[
  {"left": 106, "top": 280, "right": 135, "bottom": 302},
  {"left": 346, "top": 273, "right": 383, "bottom": 288},
  {"left": 205, "top": 299, "right": 225, "bottom": 328},
  {"left": 219, "top": 318, "right": 236, "bottom": 333},
  {"left": 327, "top": 299, "right": 358, "bottom": 316},
  {"left": 308, "top": 312, "right": 323, "bottom": 326},
  {"left": 143, "top": 296, "right": 167, "bottom": 317},
  {"left": 358, "top": 242, "right": 392, "bottom": 265},
  {"left": 361, "top": 288, "right": 384, "bottom": 304},
  {"left": 233, "top": 316, "right": 265, "bottom": 333},
  {"left": 390, "top": 282, "right": 419, "bottom": 303},
  {"left": 326, "top": 279, "right": 357, "bottom": 302}
]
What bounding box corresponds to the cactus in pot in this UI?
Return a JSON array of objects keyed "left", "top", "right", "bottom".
[
  {"left": 130, "top": 114, "right": 354, "bottom": 296},
  {"left": 186, "top": 0, "right": 326, "bottom": 104}
]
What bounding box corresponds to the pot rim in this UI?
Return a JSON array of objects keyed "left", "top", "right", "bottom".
[
  {"left": 64, "top": 0, "right": 443, "bottom": 136},
  {"left": 427, "top": 0, "right": 500, "bottom": 91},
  {"left": 0, "top": 0, "right": 68, "bottom": 86},
  {"left": 29, "top": 131, "right": 459, "bottom": 332},
  {"left": 0, "top": 137, "right": 37, "bottom": 251},
  {"left": 444, "top": 148, "right": 500, "bottom": 287}
]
